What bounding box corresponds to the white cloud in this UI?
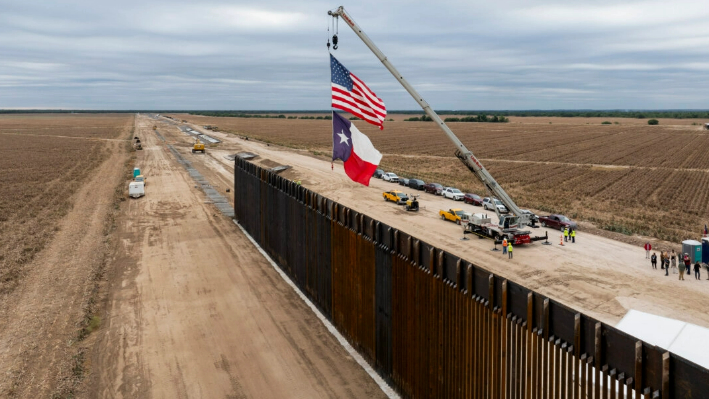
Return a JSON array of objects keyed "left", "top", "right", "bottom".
[{"left": 2, "top": 0, "right": 709, "bottom": 109}]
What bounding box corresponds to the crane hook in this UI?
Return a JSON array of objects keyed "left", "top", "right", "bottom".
[{"left": 332, "top": 34, "right": 338, "bottom": 50}]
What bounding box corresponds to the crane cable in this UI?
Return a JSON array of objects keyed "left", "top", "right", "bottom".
[
  {"left": 332, "top": 13, "right": 338, "bottom": 50},
  {"left": 326, "top": 14, "right": 331, "bottom": 51}
]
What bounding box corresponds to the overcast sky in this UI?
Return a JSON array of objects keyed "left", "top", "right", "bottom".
[{"left": 2, "top": 0, "right": 709, "bottom": 110}]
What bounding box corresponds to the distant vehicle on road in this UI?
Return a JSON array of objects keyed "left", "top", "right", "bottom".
[
  {"left": 373, "top": 169, "right": 384, "bottom": 178},
  {"left": 442, "top": 187, "right": 464, "bottom": 200},
  {"left": 464, "top": 193, "right": 483, "bottom": 206},
  {"left": 482, "top": 197, "right": 509, "bottom": 214},
  {"left": 398, "top": 178, "right": 410, "bottom": 186},
  {"left": 382, "top": 172, "right": 399, "bottom": 183},
  {"left": 539, "top": 214, "right": 577, "bottom": 230},
  {"left": 408, "top": 179, "right": 425, "bottom": 190},
  {"left": 423, "top": 183, "right": 443, "bottom": 195},
  {"left": 383, "top": 190, "right": 408, "bottom": 204}
]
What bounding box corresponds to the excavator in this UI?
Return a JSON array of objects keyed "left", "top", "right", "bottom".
[{"left": 328, "top": 6, "right": 538, "bottom": 244}]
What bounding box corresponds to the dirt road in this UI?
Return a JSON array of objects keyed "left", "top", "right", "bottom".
[
  {"left": 172, "top": 120, "right": 709, "bottom": 331},
  {"left": 92, "top": 115, "right": 387, "bottom": 398}
]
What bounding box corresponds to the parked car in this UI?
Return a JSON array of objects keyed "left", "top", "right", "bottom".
[
  {"left": 408, "top": 179, "right": 425, "bottom": 190},
  {"left": 383, "top": 190, "right": 409, "bottom": 204},
  {"left": 538, "top": 214, "right": 577, "bottom": 231},
  {"left": 423, "top": 182, "right": 443, "bottom": 195},
  {"left": 398, "top": 178, "right": 410, "bottom": 186},
  {"left": 439, "top": 208, "right": 468, "bottom": 225},
  {"left": 373, "top": 169, "right": 384, "bottom": 178},
  {"left": 482, "top": 197, "right": 509, "bottom": 213},
  {"left": 520, "top": 210, "right": 539, "bottom": 226},
  {"left": 442, "top": 187, "right": 465, "bottom": 200},
  {"left": 464, "top": 193, "right": 483, "bottom": 206},
  {"left": 382, "top": 172, "right": 399, "bottom": 183}
]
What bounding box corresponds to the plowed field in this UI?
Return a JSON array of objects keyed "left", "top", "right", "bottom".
[
  {"left": 0, "top": 114, "right": 133, "bottom": 294},
  {"left": 173, "top": 114, "right": 709, "bottom": 242}
]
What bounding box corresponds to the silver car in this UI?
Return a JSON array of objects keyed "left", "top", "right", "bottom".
[{"left": 482, "top": 197, "right": 509, "bottom": 213}]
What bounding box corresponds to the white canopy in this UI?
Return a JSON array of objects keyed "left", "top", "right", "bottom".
[{"left": 616, "top": 310, "right": 709, "bottom": 369}]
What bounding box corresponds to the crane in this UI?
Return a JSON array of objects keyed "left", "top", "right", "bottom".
[{"left": 327, "top": 6, "right": 531, "bottom": 234}]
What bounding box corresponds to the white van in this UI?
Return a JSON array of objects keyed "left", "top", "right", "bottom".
[{"left": 129, "top": 181, "right": 145, "bottom": 198}]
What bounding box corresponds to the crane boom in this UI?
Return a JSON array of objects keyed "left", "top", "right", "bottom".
[{"left": 328, "top": 6, "right": 530, "bottom": 228}]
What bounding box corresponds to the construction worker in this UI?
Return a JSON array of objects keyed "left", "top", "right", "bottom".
[
  {"left": 508, "top": 242, "right": 513, "bottom": 259},
  {"left": 570, "top": 228, "right": 576, "bottom": 243},
  {"left": 644, "top": 242, "right": 652, "bottom": 258},
  {"left": 563, "top": 227, "right": 569, "bottom": 242},
  {"left": 502, "top": 237, "right": 508, "bottom": 255}
]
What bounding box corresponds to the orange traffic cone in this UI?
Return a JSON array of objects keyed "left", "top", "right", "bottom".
[{"left": 559, "top": 234, "right": 564, "bottom": 246}]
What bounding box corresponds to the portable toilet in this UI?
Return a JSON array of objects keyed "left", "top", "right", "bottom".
[
  {"left": 133, "top": 167, "right": 141, "bottom": 178},
  {"left": 703, "top": 237, "right": 709, "bottom": 263},
  {"left": 682, "top": 240, "right": 702, "bottom": 263}
]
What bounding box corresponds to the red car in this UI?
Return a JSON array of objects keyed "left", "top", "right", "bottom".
[
  {"left": 464, "top": 193, "right": 483, "bottom": 205},
  {"left": 539, "top": 214, "right": 578, "bottom": 231},
  {"left": 423, "top": 183, "right": 443, "bottom": 195}
]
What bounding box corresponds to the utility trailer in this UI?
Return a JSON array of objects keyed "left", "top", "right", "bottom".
[{"left": 462, "top": 213, "right": 532, "bottom": 245}]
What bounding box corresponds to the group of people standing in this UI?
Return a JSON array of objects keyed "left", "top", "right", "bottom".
[
  {"left": 563, "top": 227, "right": 576, "bottom": 243},
  {"left": 502, "top": 237, "right": 513, "bottom": 259},
  {"left": 645, "top": 242, "right": 705, "bottom": 280}
]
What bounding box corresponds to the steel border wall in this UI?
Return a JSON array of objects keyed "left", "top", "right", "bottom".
[{"left": 234, "top": 157, "right": 708, "bottom": 399}]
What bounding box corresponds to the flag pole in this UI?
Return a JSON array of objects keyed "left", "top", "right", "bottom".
[{"left": 331, "top": 110, "right": 335, "bottom": 171}]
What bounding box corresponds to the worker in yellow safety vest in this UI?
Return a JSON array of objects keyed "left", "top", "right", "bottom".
[
  {"left": 570, "top": 229, "right": 576, "bottom": 243},
  {"left": 563, "top": 227, "right": 569, "bottom": 242},
  {"left": 507, "top": 242, "right": 513, "bottom": 259}
]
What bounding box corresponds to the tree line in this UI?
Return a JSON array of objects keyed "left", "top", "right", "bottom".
[{"left": 404, "top": 114, "right": 509, "bottom": 123}]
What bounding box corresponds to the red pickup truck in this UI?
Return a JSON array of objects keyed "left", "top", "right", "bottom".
[{"left": 538, "top": 214, "right": 577, "bottom": 231}]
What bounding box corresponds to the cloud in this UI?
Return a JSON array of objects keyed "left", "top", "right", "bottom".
[{"left": 1, "top": 0, "right": 709, "bottom": 109}]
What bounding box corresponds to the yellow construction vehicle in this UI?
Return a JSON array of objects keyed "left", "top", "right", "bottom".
[{"left": 192, "top": 141, "right": 205, "bottom": 153}]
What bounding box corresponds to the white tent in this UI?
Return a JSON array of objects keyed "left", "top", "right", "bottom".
[{"left": 616, "top": 310, "right": 709, "bottom": 369}]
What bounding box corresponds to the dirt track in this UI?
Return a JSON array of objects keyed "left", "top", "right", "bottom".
[
  {"left": 168, "top": 119, "right": 709, "bottom": 332},
  {"left": 91, "top": 115, "right": 387, "bottom": 398}
]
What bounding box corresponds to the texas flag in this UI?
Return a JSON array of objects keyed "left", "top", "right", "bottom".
[{"left": 332, "top": 111, "right": 382, "bottom": 186}]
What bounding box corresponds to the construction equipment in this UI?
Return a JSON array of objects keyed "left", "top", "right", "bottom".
[
  {"left": 192, "top": 141, "right": 205, "bottom": 153},
  {"left": 328, "top": 7, "right": 535, "bottom": 243},
  {"left": 152, "top": 125, "right": 157, "bottom": 130},
  {"left": 405, "top": 195, "right": 419, "bottom": 211},
  {"left": 462, "top": 213, "right": 532, "bottom": 245}
]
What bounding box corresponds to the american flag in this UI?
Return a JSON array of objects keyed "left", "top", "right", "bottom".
[{"left": 331, "top": 55, "right": 386, "bottom": 130}]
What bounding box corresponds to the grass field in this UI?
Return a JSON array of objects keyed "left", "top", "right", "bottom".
[
  {"left": 174, "top": 113, "right": 709, "bottom": 242},
  {"left": 0, "top": 114, "right": 134, "bottom": 295}
]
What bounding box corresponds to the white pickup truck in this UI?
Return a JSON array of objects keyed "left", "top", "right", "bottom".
[{"left": 442, "top": 187, "right": 464, "bottom": 200}]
